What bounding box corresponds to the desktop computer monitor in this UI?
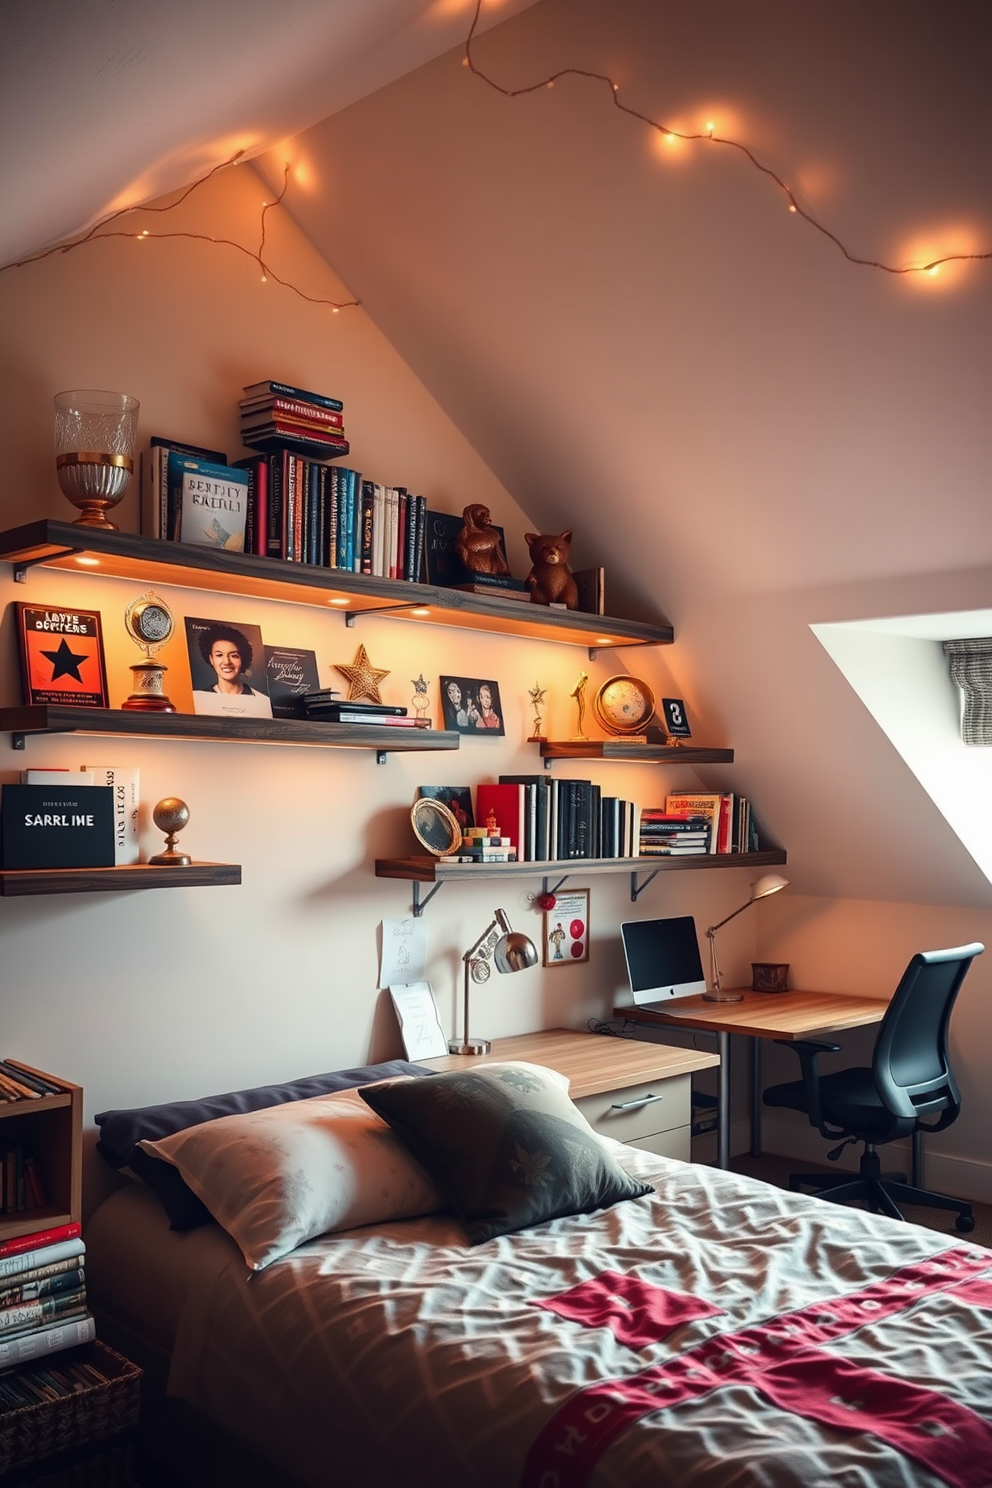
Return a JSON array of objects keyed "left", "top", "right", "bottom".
[{"left": 620, "top": 914, "right": 706, "bottom": 1009}]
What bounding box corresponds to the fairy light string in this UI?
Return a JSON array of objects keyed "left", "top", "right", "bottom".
[
  {"left": 0, "top": 153, "right": 358, "bottom": 312},
  {"left": 463, "top": 0, "right": 991, "bottom": 279},
  {"left": 1, "top": 5, "right": 988, "bottom": 291}
]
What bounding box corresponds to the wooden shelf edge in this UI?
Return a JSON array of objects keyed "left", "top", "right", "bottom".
[
  {"left": 540, "top": 741, "right": 735, "bottom": 764},
  {"left": 0, "top": 706, "right": 460, "bottom": 753},
  {"left": 0, "top": 862, "right": 242, "bottom": 896},
  {"left": 375, "top": 849, "right": 787, "bottom": 882},
  {"left": 0, "top": 520, "right": 672, "bottom": 650}
]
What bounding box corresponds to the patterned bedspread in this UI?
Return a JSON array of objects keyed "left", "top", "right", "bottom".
[{"left": 167, "top": 1145, "right": 992, "bottom": 1488}]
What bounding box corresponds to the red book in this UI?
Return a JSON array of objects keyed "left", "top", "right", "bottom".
[
  {"left": 0, "top": 1223, "right": 81, "bottom": 1259},
  {"left": 240, "top": 397, "right": 345, "bottom": 429},
  {"left": 475, "top": 783, "right": 527, "bottom": 858}
]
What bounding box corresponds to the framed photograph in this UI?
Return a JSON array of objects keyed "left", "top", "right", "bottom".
[
  {"left": 439, "top": 675, "right": 505, "bottom": 736},
  {"left": 543, "top": 888, "right": 590, "bottom": 967},
  {"left": 184, "top": 616, "right": 273, "bottom": 718},
  {"left": 417, "top": 785, "right": 474, "bottom": 832},
  {"left": 16, "top": 603, "right": 109, "bottom": 708}
]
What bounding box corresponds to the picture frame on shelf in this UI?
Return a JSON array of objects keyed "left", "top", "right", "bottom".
[
  {"left": 16, "top": 603, "right": 109, "bottom": 709},
  {"left": 439, "top": 676, "right": 505, "bottom": 736},
  {"left": 184, "top": 616, "right": 273, "bottom": 718},
  {"left": 417, "top": 785, "right": 474, "bottom": 831},
  {"left": 542, "top": 888, "right": 590, "bottom": 967}
]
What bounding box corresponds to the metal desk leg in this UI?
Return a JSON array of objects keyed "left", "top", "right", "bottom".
[
  {"left": 750, "top": 1037, "right": 763, "bottom": 1158},
  {"left": 912, "top": 1128, "right": 924, "bottom": 1188},
  {"left": 717, "top": 1031, "right": 730, "bottom": 1170}
]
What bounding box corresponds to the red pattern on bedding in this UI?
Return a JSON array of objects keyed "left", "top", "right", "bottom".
[
  {"left": 532, "top": 1270, "right": 723, "bottom": 1348},
  {"left": 522, "top": 1246, "right": 992, "bottom": 1488}
]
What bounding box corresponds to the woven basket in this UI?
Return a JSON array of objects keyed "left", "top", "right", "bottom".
[{"left": 0, "top": 1340, "right": 141, "bottom": 1474}]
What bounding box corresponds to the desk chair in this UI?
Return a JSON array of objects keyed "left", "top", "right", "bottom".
[{"left": 763, "top": 943, "right": 984, "bottom": 1233}]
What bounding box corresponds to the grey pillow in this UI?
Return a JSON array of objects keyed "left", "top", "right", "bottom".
[{"left": 360, "top": 1061, "right": 652, "bottom": 1244}]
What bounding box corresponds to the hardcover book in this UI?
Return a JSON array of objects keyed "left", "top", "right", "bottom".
[
  {"left": 16, "top": 605, "right": 109, "bottom": 709},
  {"left": 242, "top": 380, "right": 344, "bottom": 412},
  {"left": 264, "top": 646, "right": 320, "bottom": 718},
  {"left": 176, "top": 458, "right": 249, "bottom": 551},
  {"left": 140, "top": 436, "right": 226, "bottom": 539},
  {"left": 1, "top": 785, "right": 115, "bottom": 870},
  {"left": 81, "top": 766, "right": 140, "bottom": 866}
]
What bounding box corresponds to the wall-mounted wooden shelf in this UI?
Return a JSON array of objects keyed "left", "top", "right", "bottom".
[
  {"left": 0, "top": 862, "right": 242, "bottom": 896},
  {"left": 0, "top": 1062, "right": 82, "bottom": 1241},
  {"left": 375, "top": 849, "right": 788, "bottom": 914},
  {"left": 540, "top": 741, "right": 735, "bottom": 765},
  {"left": 0, "top": 520, "right": 673, "bottom": 653},
  {"left": 0, "top": 705, "right": 460, "bottom": 758}
]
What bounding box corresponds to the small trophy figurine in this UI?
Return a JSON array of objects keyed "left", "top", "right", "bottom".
[
  {"left": 570, "top": 671, "right": 589, "bottom": 741},
  {"left": 122, "top": 592, "right": 176, "bottom": 712},
  {"left": 149, "top": 797, "right": 191, "bottom": 866},
  {"left": 410, "top": 673, "right": 431, "bottom": 725},
  {"left": 527, "top": 682, "right": 547, "bottom": 743}
]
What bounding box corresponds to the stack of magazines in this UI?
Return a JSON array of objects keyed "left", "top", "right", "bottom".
[{"left": 0, "top": 1222, "right": 93, "bottom": 1368}]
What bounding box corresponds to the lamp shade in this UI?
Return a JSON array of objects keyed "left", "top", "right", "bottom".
[
  {"left": 494, "top": 931, "right": 539, "bottom": 974},
  {"left": 751, "top": 873, "right": 789, "bottom": 902}
]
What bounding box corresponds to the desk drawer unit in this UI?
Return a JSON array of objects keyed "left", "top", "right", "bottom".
[{"left": 575, "top": 1074, "right": 692, "bottom": 1161}]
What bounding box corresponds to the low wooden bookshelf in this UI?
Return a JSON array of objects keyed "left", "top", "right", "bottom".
[{"left": 0, "top": 1063, "right": 81, "bottom": 1243}]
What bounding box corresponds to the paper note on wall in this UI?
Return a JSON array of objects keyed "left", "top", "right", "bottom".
[
  {"left": 389, "top": 982, "right": 447, "bottom": 1060},
  {"left": 380, "top": 917, "right": 427, "bottom": 988}
]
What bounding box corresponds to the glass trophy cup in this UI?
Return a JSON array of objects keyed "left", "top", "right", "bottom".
[{"left": 54, "top": 390, "right": 139, "bottom": 530}]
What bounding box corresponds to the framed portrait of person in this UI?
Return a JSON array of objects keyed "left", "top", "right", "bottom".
[
  {"left": 184, "top": 616, "right": 273, "bottom": 718},
  {"left": 438, "top": 676, "right": 505, "bottom": 736}
]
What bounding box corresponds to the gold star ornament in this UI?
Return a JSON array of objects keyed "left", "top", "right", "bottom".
[{"left": 334, "top": 644, "right": 390, "bottom": 703}]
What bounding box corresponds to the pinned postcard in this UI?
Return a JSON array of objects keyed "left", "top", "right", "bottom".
[
  {"left": 379, "top": 917, "right": 427, "bottom": 988},
  {"left": 389, "top": 981, "right": 447, "bottom": 1061}
]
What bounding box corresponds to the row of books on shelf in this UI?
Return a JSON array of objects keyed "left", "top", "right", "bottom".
[
  {"left": 456, "top": 783, "right": 763, "bottom": 863},
  {"left": 0, "top": 1224, "right": 94, "bottom": 1369},
  {"left": 0, "top": 1061, "right": 66, "bottom": 1104},
  {"left": 0, "top": 1145, "right": 47, "bottom": 1214}
]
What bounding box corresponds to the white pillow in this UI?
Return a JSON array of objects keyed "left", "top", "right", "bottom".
[{"left": 138, "top": 1085, "right": 443, "bottom": 1270}]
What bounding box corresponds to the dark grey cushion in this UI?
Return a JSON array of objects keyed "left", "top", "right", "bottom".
[
  {"left": 360, "top": 1061, "right": 652, "bottom": 1245},
  {"left": 95, "top": 1060, "right": 432, "bottom": 1229}
]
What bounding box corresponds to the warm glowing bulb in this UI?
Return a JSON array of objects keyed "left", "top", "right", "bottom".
[
  {"left": 260, "top": 274, "right": 267, "bottom": 283},
  {"left": 706, "top": 121, "right": 715, "bottom": 135},
  {"left": 665, "top": 133, "right": 678, "bottom": 147},
  {"left": 788, "top": 202, "right": 798, "bottom": 213},
  {"left": 462, "top": 55, "right": 470, "bottom": 66},
  {"left": 331, "top": 306, "right": 340, "bottom": 314},
  {"left": 329, "top": 597, "right": 350, "bottom": 606},
  {"left": 75, "top": 556, "right": 100, "bottom": 567},
  {"left": 595, "top": 637, "right": 615, "bottom": 646},
  {"left": 546, "top": 80, "right": 554, "bottom": 89},
  {"left": 612, "top": 83, "right": 619, "bottom": 92},
  {"left": 927, "top": 264, "right": 940, "bottom": 276},
  {"left": 410, "top": 608, "right": 431, "bottom": 617}
]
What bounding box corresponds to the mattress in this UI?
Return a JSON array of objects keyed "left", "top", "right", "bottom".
[{"left": 86, "top": 1147, "right": 992, "bottom": 1488}]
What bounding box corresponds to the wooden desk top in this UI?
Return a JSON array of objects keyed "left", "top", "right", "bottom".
[
  {"left": 423, "top": 1028, "right": 719, "bottom": 1098},
  {"left": 615, "top": 988, "right": 890, "bottom": 1041}
]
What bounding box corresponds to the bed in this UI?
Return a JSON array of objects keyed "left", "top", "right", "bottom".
[{"left": 85, "top": 1058, "right": 992, "bottom": 1488}]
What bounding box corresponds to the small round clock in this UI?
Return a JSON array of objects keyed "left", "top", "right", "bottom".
[
  {"left": 593, "top": 674, "right": 656, "bottom": 736},
  {"left": 125, "top": 592, "right": 174, "bottom": 653}
]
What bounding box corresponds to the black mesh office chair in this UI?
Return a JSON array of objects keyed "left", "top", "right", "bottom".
[{"left": 763, "top": 943, "right": 984, "bottom": 1233}]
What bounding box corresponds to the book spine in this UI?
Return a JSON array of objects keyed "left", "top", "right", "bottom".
[
  {"left": 0, "top": 1262, "right": 82, "bottom": 1305},
  {"left": 394, "top": 489, "right": 407, "bottom": 581},
  {"left": 0, "top": 1225, "right": 81, "bottom": 1262},
  {"left": 349, "top": 471, "right": 361, "bottom": 573},
  {"left": 0, "top": 1239, "right": 85, "bottom": 1281},
  {"left": 0, "top": 1312, "right": 95, "bottom": 1369},
  {"left": 245, "top": 398, "right": 345, "bottom": 427},
  {"left": 0, "top": 1289, "right": 87, "bottom": 1339},
  {"left": 293, "top": 457, "right": 306, "bottom": 563},
  {"left": 81, "top": 768, "right": 140, "bottom": 867},
  {"left": 248, "top": 382, "right": 344, "bottom": 412},
  {"left": 360, "top": 482, "right": 375, "bottom": 575},
  {"left": 265, "top": 453, "right": 283, "bottom": 559},
  {"left": 372, "top": 484, "right": 386, "bottom": 577}
]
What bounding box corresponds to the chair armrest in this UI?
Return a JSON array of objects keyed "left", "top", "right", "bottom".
[{"left": 772, "top": 1039, "right": 841, "bottom": 1130}]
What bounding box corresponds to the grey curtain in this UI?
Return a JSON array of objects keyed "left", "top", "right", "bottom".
[{"left": 943, "top": 637, "right": 992, "bottom": 746}]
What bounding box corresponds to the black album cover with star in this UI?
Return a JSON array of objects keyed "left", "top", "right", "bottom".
[{"left": 16, "top": 604, "right": 109, "bottom": 708}]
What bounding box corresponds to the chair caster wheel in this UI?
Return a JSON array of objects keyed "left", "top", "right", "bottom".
[{"left": 955, "top": 1214, "right": 975, "bottom": 1234}]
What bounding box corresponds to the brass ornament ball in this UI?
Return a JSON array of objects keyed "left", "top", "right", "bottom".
[{"left": 153, "top": 798, "right": 190, "bottom": 836}]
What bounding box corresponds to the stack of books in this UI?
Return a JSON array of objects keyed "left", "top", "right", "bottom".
[
  {"left": 453, "top": 825, "right": 516, "bottom": 864},
  {"left": 0, "top": 1223, "right": 93, "bottom": 1369},
  {"left": 639, "top": 810, "right": 713, "bottom": 856},
  {"left": 301, "top": 695, "right": 430, "bottom": 729},
  {"left": 239, "top": 380, "right": 349, "bottom": 461}
]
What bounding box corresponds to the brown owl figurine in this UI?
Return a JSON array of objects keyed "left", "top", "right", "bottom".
[{"left": 525, "top": 531, "right": 579, "bottom": 609}]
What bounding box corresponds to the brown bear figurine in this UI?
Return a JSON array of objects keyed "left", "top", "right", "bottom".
[
  {"left": 455, "top": 504, "right": 510, "bottom": 577},
  {"left": 525, "top": 531, "right": 579, "bottom": 609}
]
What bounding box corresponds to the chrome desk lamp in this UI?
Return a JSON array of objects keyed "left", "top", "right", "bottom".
[{"left": 449, "top": 909, "right": 539, "bottom": 1055}]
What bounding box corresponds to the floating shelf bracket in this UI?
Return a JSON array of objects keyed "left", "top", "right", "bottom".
[
  {"left": 14, "top": 546, "right": 83, "bottom": 583},
  {"left": 11, "top": 734, "right": 25, "bottom": 751},
  {"left": 412, "top": 880, "right": 444, "bottom": 916},
  {"left": 630, "top": 868, "right": 661, "bottom": 902},
  {"left": 543, "top": 873, "right": 571, "bottom": 898}
]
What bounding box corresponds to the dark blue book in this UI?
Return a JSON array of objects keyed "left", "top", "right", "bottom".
[
  {"left": 242, "top": 380, "right": 344, "bottom": 412},
  {"left": 1, "top": 786, "right": 115, "bottom": 870}
]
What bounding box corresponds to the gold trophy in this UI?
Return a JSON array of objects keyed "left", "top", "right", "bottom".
[{"left": 122, "top": 592, "right": 176, "bottom": 712}]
